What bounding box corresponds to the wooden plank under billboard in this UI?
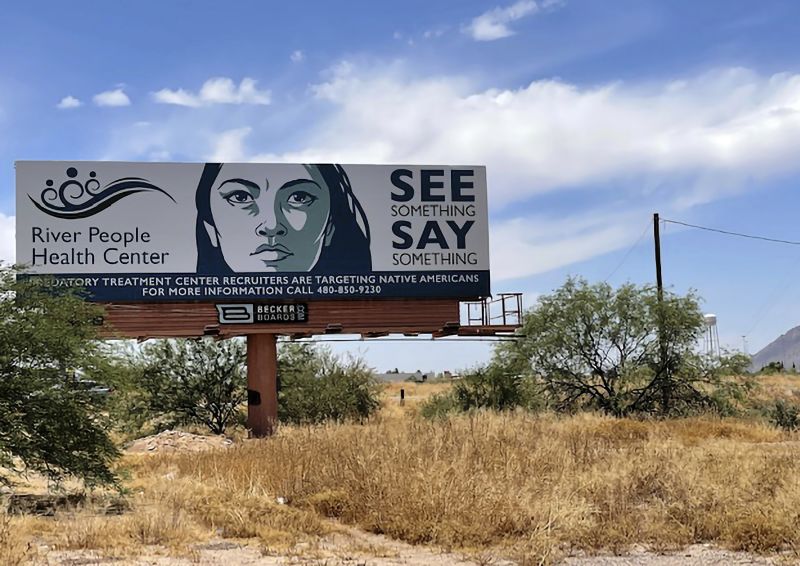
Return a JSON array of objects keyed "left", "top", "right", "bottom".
[{"left": 100, "top": 298, "right": 461, "bottom": 338}]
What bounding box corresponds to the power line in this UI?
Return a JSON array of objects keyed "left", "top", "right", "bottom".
[
  {"left": 603, "top": 219, "right": 653, "bottom": 282},
  {"left": 743, "top": 251, "right": 800, "bottom": 337},
  {"left": 662, "top": 217, "right": 800, "bottom": 340},
  {"left": 662, "top": 219, "right": 800, "bottom": 246}
]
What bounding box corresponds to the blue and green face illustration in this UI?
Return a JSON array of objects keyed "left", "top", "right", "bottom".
[{"left": 203, "top": 163, "right": 332, "bottom": 272}]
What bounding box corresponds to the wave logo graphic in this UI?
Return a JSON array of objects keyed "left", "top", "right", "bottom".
[{"left": 29, "top": 166, "right": 175, "bottom": 219}]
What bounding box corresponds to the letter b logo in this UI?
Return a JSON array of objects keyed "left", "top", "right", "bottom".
[{"left": 216, "top": 304, "right": 254, "bottom": 324}]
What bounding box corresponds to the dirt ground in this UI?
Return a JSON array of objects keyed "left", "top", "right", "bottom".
[
  {"left": 43, "top": 533, "right": 788, "bottom": 565},
  {"left": 562, "top": 545, "right": 785, "bottom": 565},
  {"left": 124, "top": 430, "right": 234, "bottom": 454},
  {"left": 44, "top": 525, "right": 496, "bottom": 565}
]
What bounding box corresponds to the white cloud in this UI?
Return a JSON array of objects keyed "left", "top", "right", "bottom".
[
  {"left": 148, "top": 150, "right": 172, "bottom": 161},
  {"left": 151, "top": 88, "right": 199, "bottom": 107},
  {"left": 466, "top": 0, "right": 558, "bottom": 41},
  {"left": 490, "top": 210, "right": 645, "bottom": 280},
  {"left": 152, "top": 77, "right": 271, "bottom": 107},
  {"left": 93, "top": 88, "right": 131, "bottom": 107},
  {"left": 0, "top": 214, "right": 15, "bottom": 265},
  {"left": 56, "top": 95, "right": 82, "bottom": 109},
  {"left": 290, "top": 50, "right": 305, "bottom": 63},
  {"left": 263, "top": 66, "right": 800, "bottom": 209},
  {"left": 207, "top": 127, "right": 252, "bottom": 162}
]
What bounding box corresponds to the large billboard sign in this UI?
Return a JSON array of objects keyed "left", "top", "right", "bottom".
[{"left": 16, "top": 162, "right": 490, "bottom": 301}]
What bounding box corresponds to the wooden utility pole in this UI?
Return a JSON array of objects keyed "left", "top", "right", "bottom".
[
  {"left": 653, "top": 213, "right": 663, "bottom": 300},
  {"left": 653, "top": 212, "right": 670, "bottom": 413},
  {"left": 246, "top": 334, "right": 278, "bottom": 437}
]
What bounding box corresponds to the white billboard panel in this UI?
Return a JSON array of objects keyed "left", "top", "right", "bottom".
[{"left": 16, "top": 161, "right": 490, "bottom": 301}]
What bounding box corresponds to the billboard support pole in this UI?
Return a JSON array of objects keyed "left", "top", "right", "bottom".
[{"left": 246, "top": 334, "right": 278, "bottom": 437}]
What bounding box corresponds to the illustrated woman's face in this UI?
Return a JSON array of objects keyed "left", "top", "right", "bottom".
[{"left": 205, "top": 164, "right": 331, "bottom": 272}]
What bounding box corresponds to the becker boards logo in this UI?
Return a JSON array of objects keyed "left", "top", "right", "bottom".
[{"left": 28, "top": 166, "right": 175, "bottom": 219}]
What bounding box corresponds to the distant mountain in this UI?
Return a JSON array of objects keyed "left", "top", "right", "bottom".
[{"left": 751, "top": 325, "right": 800, "bottom": 371}]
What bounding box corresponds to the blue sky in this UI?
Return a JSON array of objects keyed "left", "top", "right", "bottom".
[{"left": 3, "top": 0, "right": 800, "bottom": 371}]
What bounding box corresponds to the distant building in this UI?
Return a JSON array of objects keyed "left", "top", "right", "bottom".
[{"left": 374, "top": 370, "right": 437, "bottom": 382}]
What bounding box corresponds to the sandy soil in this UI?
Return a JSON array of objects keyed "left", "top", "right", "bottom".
[
  {"left": 562, "top": 544, "right": 783, "bottom": 565},
  {"left": 124, "top": 430, "right": 234, "bottom": 454},
  {"left": 45, "top": 525, "right": 494, "bottom": 565},
  {"left": 44, "top": 535, "right": 789, "bottom": 565}
]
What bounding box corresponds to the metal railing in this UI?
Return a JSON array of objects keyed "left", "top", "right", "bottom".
[{"left": 462, "top": 293, "right": 523, "bottom": 327}]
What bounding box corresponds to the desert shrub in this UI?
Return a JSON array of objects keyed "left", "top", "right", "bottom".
[
  {"left": 758, "top": 361, "right": 785, "bottom": 375},
  {"left": 278, "top": 343, "right": 382, "bottom": 425},
  {"left": 92, "top": 345, "right": 153, "bottom": 437},
  {"left": 451, "top": 365, "right": 541, "bottom": 412},
  {"left": 113, "top": 340, "right": 381, "bottom": 434},
  {"left": 770, "top": 400, "right": 800, "bottom": 430},
  {"left": 115, "top": 338, "right": 247, "bottom": 435},
  {"left": 421, "top": 364, "right": 543, "bottom": 417},
  {"left": 418, "top": 391, "right": 461, "bottom": 419}
]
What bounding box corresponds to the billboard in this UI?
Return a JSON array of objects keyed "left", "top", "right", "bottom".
[{"left": 16, "top": 161, "right": 490, "bottom": 301}]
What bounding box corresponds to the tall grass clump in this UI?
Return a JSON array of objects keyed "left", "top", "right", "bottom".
[{"left": 0, "top": 513, "right": 37, "bottom": 565}]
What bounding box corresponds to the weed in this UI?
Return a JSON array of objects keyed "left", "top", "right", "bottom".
[{"left": 0, "top": 513, "right": 37, "bottom": 565}]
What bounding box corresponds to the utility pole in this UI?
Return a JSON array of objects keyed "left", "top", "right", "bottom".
[
  {"left": 654, "top": 213, "right": 663, "bottom": 300},
  {"left": 653, "top": 213, "right": 669, "bottom": 413}
]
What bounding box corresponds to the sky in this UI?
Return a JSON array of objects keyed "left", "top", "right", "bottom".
[{"left": 3, "top": 0, "right": 800, "bottom": 372}]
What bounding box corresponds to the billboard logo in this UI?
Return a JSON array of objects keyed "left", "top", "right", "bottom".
[
  {"left": 216, "top": 303, "right": 309, "bottom": 324},
  {"left": 216, "top": 304, "right": 254, "bottom": 324},
  {"left": 29, "top": 166, "right": 175, "bottom": 220}
]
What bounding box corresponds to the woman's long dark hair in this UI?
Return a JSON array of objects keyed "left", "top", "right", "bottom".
[{"left": 195, "top": 163, "right": 372, "bottom": 274}]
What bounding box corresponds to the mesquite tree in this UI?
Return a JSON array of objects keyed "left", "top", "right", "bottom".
[
  {"left": 133, "top": 338, "right": 247, "bottom": 434},
  {"left": 494, "top": 278, "right": 749, "bottom": 417},
  {"left": 0, "top": 268, "right": 119, "bottom": 486}
]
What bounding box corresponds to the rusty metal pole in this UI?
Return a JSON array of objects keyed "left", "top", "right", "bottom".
[{"left": 246, "top": 333, "right": 278, "bottom": 437}]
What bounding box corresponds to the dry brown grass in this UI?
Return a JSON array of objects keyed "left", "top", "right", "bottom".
[
  {"left": 0, "top": 512, "right": 39, "bottom": 565},
  {"left": 123, "top": 412, "right": 800, "bottom": 564},
  {"left": 2, "top": 496, "right": 205, "bottom": 561},
  {"left": 9, "top": 379, "right": 800, "bottom": 564},
  {"left": 751, "top": 373, "right": 800, "bottom": 404},
  {"left": 380, "top": 380, "right": 454, "bottom": 419}
]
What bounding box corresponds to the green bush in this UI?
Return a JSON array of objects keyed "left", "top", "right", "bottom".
[
  {"left": 278, "top": 343, "right": 382, "bottom": 425},
  {"left": 420, "top": 364, "right": 542, "bottom": 417},
  {"left": 112, "top": 340, "right": 381, "bottom": 434},
  {"left": 0, "top": 269, "right": 119, "bottom": 487},
  {"left": 418, "top": 391, "right": 460, "bottom": 419},
  {"left": 758, "top": 361, "right": 786, "bottom": 375},
  {"left": 492, "top": 277, "right": 750, "bottom": 417},
  {"left": 452, "top": 365, "right": 539, "bottom": 411},
  {"left": 111, "top": 338, "right": 246, "bottom": 435}
]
